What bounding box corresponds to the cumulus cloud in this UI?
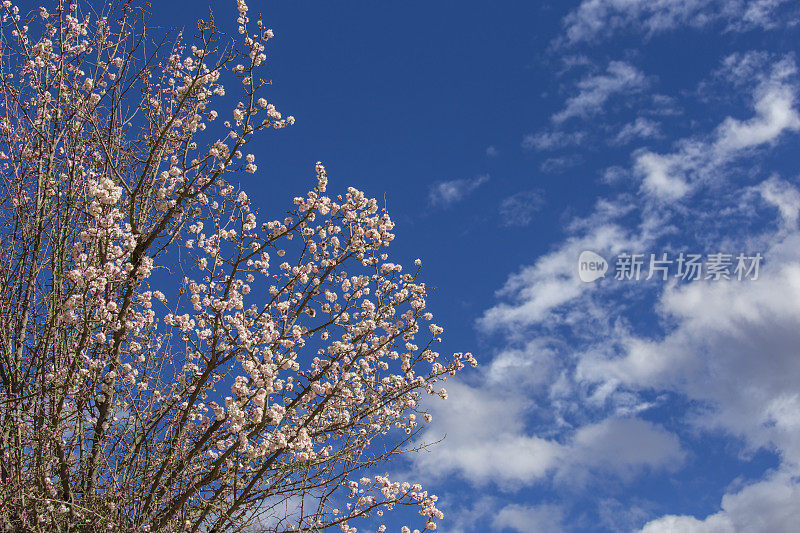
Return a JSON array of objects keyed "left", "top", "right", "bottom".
[
  {"left": 428, "top": 174, "right": 489, "bottom": 207},
  {"left": 553, "top": 61, "right": 650, "bottom": 124},
  {"left": 458, "top": 53, "right": 800, "bottom": 531},
  {"left": 411, "top": 382, "right": 561, "bottom": 485},
  {"left": 412, "top": 382, "right": 683, "bottom": 489},
  {"left": 579, "top": 234, "right": 800, "bottom": 462},
  {"left": 640, "top": 471, "right": 800, "bottom": 533},
  {"left": 566, "top": 417, "right": 685, "bottom": 482},
  {"left": 492, "top": 504, "right": 566, "bottom": 533}
]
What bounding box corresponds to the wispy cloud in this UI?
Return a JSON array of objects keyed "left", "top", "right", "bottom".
[
  {"left": 478, "top": 222, "right": 644, "bottom": 331},
  {"left": 540, "top": 155, "right": 583, "bottom": 174},
  {"left": 466, "top": 54, "right": 800, "bottom": 531},
  {"left": 560, "top": 0, "right": 797, "bottom": 45},
  {"left": 636, "top": 60, "right": 800, "bottom": 201},
  {"left": 428, "top": 174, "right": 489, "bottom": 207},
  {"left": 486, "top": 145, "right": 499, "bottom": 157},
  {"left": 522, "top": 130, "right": 586, "bottom": 151},
  {"left": 612, "top": 117, "right": 663, "bottom": 145},
  {"left": 714, "top": 50, "right": 774, "bottom": 88},
  {"left": 552, "top": 61, "right": 650, "bottom": 123},
  {"left": 759, "top": 176, "right": 800, "bottom": 230},
  {"left": 716, "top": 80, "right": 800, "bottom": 151},
  {"left": 499, "top": 190, "right": 545, "bottom": 227}
]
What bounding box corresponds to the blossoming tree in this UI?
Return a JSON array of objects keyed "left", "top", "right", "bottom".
[{"left": 0, "top": 1, "right": 475, "bottom": 530}]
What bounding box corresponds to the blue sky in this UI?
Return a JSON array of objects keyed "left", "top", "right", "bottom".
[{"left": 155, "top": 1, "right": 800, "bottom": 531}]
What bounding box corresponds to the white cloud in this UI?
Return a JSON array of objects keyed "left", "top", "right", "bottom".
[
  {"left": 640, "top": 513, "right": 735, "bottom": 533},
  {"left": 564, "top": 417, "right": 684, "bottom": 484},
  {"left": 486, "top": 145, "right": 499, "bottom": 157},
  {"left": 428, "top": 174, "right": 489, "bottom": 207},
  {"left": 479, "top": 223, "right": 642, "bottom": 331},
  {"left": 640, "top": 472, "right": 800, "bottom": 533},
  {"left": 457, "top": 52, "right": 800, "bottom": 531},
  {"left": 636, "top": 152, "right": 690, "bottom": 201},
  {"left": 412, "top": 382, "right": 563, "bottom": 485},
  {"left": 562, "top": 0, "right": 714, "bottom": 44},
  {"left": 715, "top": 83, "right": 800, "bottom": 151},
  {"left": 413, "top": 382, "right": 683, "bottom": 489},
  {"left": 613, "top": 117, "right": 663, "bottom": 145},
  {"left": 741, "top": 0, "right": 794, "bottom": 29},
  {"left": 541, "top": 155, "right": 584, "bottom": 174},
  {"left": 522, "top": 130, "right": 586, "bottom": 151},
  {"left": 443, "top": 497, "right": 500, "bottom": 533},
  {"left": 713, "top": 52, "right": 797, "bottom": 90},
  {"left": 553, "top": 61, "right": 650, "bottom": 124},
  {"left": 635, "top": 61, "right": 800, "bottom": 202},
  {"left": 499, "top": 190, "right": 545, "bottom": 227},
  {"left": 486, "top": 338, "right": 562, "bottom": 390},
  {"left": 570, "top": 233, "right": 800, "bottom": 530},
  {"left": 759, "top": 176, "right": 800, "bottom": 229},
  {"left": 492, "top": 504, "right": 566, "bottom": 533},
  {"left": 561, "top": 0, "right": 796, "bottom": 45},
  {"left": 601, "top": 165, "right": 633, "bottom": 185},
  {"left": 650, "top": 94, "right": 683, "bottom": 116},
  {"left": 579, "top": 234, "right": 800, "bottom": 464},
  {"left": 714, "top": 51, "right": 773, "bottom": 88}
]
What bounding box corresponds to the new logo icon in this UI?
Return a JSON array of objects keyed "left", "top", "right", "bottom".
[{"left": 578, "top": 250, "right": 608, "bottom": 283}]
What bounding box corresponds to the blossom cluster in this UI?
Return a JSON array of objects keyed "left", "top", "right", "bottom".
[{"left": 0, "top": 1, "right": 472, "bottom": 531}]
